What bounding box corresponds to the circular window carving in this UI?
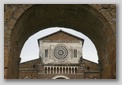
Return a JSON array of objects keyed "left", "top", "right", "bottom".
[{"left": 54, "top": 45, "right": 68, "bottom": 60}]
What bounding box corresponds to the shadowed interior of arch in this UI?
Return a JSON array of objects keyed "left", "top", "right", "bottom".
[{"left": 5, "top": 4, "right": 116, "bottom": 79}]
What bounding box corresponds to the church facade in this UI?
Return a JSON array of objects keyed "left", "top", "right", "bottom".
[{"left": 19, "top": 30, "right": 100, "bottom": 79}]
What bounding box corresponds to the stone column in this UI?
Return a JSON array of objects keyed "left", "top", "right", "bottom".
[
  {"left": 65, "top": 67, "right": 66, "bottom": 74},
  {"left": 59, "top": 67, "right": 60, "bottom": 74},
  {"left": 62, "top": 67, "right": 63, "bottom": 74},
  {"left": 53, "top": 67, "right": 54, "bottom": 74},
  {"left": 50, "top": 67, "right": 51, "bottom": 74},
  {"left": 71, "top": 67, "right": 72, "bottom": 74},
  {"left": 74, "top": 67, "right": 75, "bottom": 74},
  {"left": 68, "top": 67, "right": 69, "bottom": 74},
  {"left": 56, "top": 67, "right": 57, "bottom": 74},
  {"left": 47, "top": 67, "right": 48, "bottom": 74}
]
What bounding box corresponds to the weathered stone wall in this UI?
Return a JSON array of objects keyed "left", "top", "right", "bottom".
[
  {"left": 39, "top": 30, "right": 83, "bottom": 64},
  {"left": 19, "top": 59, "right": 40, "bottom": 79},
  {"left": 83, "top": 59, "right": 99, "bottom": 72},
  {"left": 40, "top": 42, "right": 83, "bottom": 64},
  {"left": 40, "top": 30, "right": 83, "bottom": 41},
  {"left": 19, "top": 59, "right": 40, "bottom": 68},
  {"left": 4, "top": 4, "right": 116, "bottom": 79},
  {"left": 4, "top": 4, "right": 116, "bottom": 34},
  {"left": 19, "top": 59, "right": 99, "bottom": 79},
  {"left": 84, "top": 72, "right": 100, "bottom": 79}
]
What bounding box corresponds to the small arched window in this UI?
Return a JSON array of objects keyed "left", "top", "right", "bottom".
[
  {"left": 74, "top": 49, "right": 77, "bottom": 57},
  {"left": 87, "top": 66, "right": 90, "bottom": 70},
  {"left": 45, "top": 49, "right": 48, "bottom": 57}
]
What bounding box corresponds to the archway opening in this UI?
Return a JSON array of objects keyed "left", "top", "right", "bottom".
[
  {"left": 56, "top": 77, "right": 66, "bottom": 79},
  {"left": 20, "top": 27, "right": 98, "bottom": 63},
  {"left": 5, "top": 4, "right": 115, "bottom": 79},
  {"left": 52, "top": 75, "right": 70, "bottom": 79},
  {"left": 19, "top": 27, "right": 99, "bottom": 79}
]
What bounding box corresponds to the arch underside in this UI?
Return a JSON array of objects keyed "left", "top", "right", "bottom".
[
  {"left": 5, "top": 4, "right": 116, "bottom": 79},
  {"left": 52, "top": 75, "right": 70, "bottom": 79}
]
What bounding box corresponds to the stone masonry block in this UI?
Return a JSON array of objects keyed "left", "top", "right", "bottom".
[
  {"left": 22, "top": 4, "right": 33, "bottom": 10},
  {"left": 7, "top": 18, "right": 16, "bottom": 30},
  {"left": 4, "top": 47, "right": 10, "bottom": 68},
  {"left": 101, "top": 11, "right": 113, "bottom": 21},
  {"left": 13, "top": 7, "right": 25, "bottom": 19},
  {"left": 4, "top": 9, "right": 13, "bottom": 21},
  {"left": 4, "top": 69, "right": 8, "bottom": 78}
]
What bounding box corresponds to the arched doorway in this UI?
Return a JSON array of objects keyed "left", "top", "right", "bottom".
[
  {"left": 56, "top": 77, "right": 65, "bottom": 79},
  {"left": 52, "top": 75, "right": 70, "bottom": 79},
  {"left": 4, "top": 4, "right": 116, "bottom": 79}
]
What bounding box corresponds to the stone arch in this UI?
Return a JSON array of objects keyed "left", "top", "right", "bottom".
[
  {"left": 4, "top": 4, "right": 116, "bottom": 79},
  {"left": 52, "top": 75, "right": 70, "bottom": 79}
]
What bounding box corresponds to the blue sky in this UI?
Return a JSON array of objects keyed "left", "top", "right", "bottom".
[{"left": 20, "top": 27, "right": 98, "bottom": 63}]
